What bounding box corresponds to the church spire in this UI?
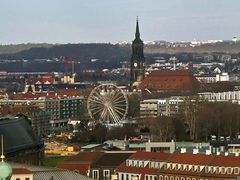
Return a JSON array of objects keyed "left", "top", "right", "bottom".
[{"left": 135, "top": 17, "right": 140, "bottom": 39}]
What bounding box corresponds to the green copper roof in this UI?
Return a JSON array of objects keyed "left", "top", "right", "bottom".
[
  {"left": 81, "top": 144, "right": 101, "bottom": 149},
  {"left": 129, "top": 143, "right": 145, "bottom": 149},
  {"left": 0, "top": 162, "right": 12, "bottom": 179},
  {"left": 176, "top": 141, "right": 209, "bottom": 147}
]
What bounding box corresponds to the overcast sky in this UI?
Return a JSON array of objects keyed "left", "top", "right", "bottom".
[{"left": 1, "top": 0, "right": 240, "bottom": 44}]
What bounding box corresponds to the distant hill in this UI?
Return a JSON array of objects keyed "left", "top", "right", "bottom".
[
  {"left": 0, "top": 43, "right": 131, "bottom": 70},
  {"left": 1, "top": 41, "right": 240, "bottom": 67},
  {"left": 0, "top": 43, "right": 53, "bottom": 54},
  {"left": 145, "top": 41, "right": 240, "bottom": 54}
]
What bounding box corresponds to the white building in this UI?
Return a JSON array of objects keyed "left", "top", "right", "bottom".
[
  {"left": 140, "top": 98, "right": 183, "bottom": 118},
  {"left": 196, "top": 72, "right": 229, "bottom": 83},
  {"left": 198, "top": 91, "right": 240, "bottom": 103}
]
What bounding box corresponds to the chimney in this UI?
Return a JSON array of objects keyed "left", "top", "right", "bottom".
[
  {"left": 225, "top": 152, "right": 229, "bottom": 156},
  {"left": 205, "top": 149, "right": 211, "bottom": 155},
  {"left": 235, "top": 152, "right": 239, "bottom": 157},
  {"left": 180, "top": 148, "right": 186, "bottom": 153},
  {"left": 193, "top": 148, "right": 199, "bottom": 154},
  {"left": 216, "top": 151, "right": 221, "bottom": 156}
]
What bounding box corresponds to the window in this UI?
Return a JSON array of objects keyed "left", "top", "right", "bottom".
[
  {"left": 159, "top": 175, "right": 164, "bottom": 180},
  {"left": 16, "top": 179, "right": 20, "bottom": 180},
  {"left": 103, "top": 169, "right": 110, "bottom": 179},
  {"left": 25, "top": 178, "right": 30, "bottom": 180},
  {"left": 234, "top": 167, "right": 239, "bottom": 175},
  {"left": 92, "top": 170, "right": 99, "bottom": 180},
  {"left": 164, "top": 176, "right": 169, "bottom": 180},
  {"left": 74, "top": 170, "right": 79, "bottom": 173},
  {"left": 221, "top": 167, "right": 226, "bottom": 174},
  {"left": 128, "top": 160, "right": 132, "bottom": 166},
  {"left": 227, "top": 167, "right": 233, "bottom": 174}
]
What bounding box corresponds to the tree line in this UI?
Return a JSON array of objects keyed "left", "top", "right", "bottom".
[{"left": 140, "top": 98, "right": 240, "bottom": 142}]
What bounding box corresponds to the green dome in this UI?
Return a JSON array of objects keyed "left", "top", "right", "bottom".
[{"left": 0, "top": 161, "right": 12, "bottom": 179}]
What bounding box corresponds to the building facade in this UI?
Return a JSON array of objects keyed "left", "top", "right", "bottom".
[
  {"left": 115, "top": 151, "right": 240, "bottom": 180},
  {"left": 0, "top": 96, "right": 84, "bottom": 127},
  {"left": 140, "top": 98, "right": 183, "bottom": 118}
]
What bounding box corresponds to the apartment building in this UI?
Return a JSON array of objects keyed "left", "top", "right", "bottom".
[{"left": 140, "top": 98, "right": 183, "bottom": 118}]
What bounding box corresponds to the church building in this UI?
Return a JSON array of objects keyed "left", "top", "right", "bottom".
[{"left": 130, "top": 18, "right": 145, "bottom": 87}]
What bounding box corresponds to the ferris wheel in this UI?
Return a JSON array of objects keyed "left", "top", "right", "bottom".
[{"left": 87, "top": 84, "right": 128, "bottom": 126}]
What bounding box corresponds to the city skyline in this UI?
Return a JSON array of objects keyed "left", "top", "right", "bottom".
[{"left": 1, "top": 0, "right": 240, "bottom": 44}]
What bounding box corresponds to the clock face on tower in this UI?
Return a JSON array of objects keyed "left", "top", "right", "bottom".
[{"left": 134, "top": 63, "right": 137, "bottom": 67}]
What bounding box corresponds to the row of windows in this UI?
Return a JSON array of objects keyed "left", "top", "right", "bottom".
[
  {"left": 15, "top": 178, "right": 30, "bottom": 180},
  {"left": 127, "top": 160, "right": 145, "bottom": 168},
  {"left": 159, "top": 176, "right": 196, "bottom": 180},
  {"left": 163, "top": 163, "right": 240, "bottom": 175},
  {"left": 92, "top": 169, "right": 110, "bottom": 180}
]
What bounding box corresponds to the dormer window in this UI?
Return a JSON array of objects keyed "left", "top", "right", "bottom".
[
  {"left": 221, "top": 167, "right": 226, "bottom": 174},
  {"left": 205, "top": 166, "right": 210, "bottom": 173},
  {"left": 188, "top": 165, "right": 192, "bottom": 171},
  {"left": 234, "top": 167, "right": 239, "bottom": 175},
  {"left": 210, "top": 166, "right": 215, "bottom": 173},
  {"left": 180, "top": 164, "right": 184, "bottom": 171},
  {"left": 227, "top": 167, "right": 233, "bottom": 174},
  {"left": 128, "top": 160, "right": 132, "bottom": 167}
]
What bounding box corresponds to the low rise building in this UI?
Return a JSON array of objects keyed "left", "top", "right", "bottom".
[
  {"left": 210, "top": 136, "right": 240, "bottom": 154},
  {"left": 199, "top": 90, "right": 240, "bottom": 102},
  {"left": 196, "top": 72, "right": 229, "bottom": 83},
  {"left": 0, "top": 92, "right": 84, "bottom": 127},
  {"left": 116, "top": 151, "right": 170, "bottom": 180},
  {"left": 140, "top": 98, "right": 183, "bottom": 118},
  {"left": 145, "top": 142, "right": 175, "bottom": 153},
  {"left": 115, "top": 151, "right": 240, "bottom": 180},
  {"left": 11, "top": 168, "right": 33, "bottom": 180},
  {"left": 11, "top": 163, "right": 93, "bottom": 180},
  {"left": 90, "top": 151, "right": 133, "bottom": 180}
]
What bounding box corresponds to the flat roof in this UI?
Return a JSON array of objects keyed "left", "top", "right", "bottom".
[
  {"left": 81, "top": 144, "right": 101, "bottom": 149},
  {"left": 129, "top": 143, "right": 146, "bottom": 149}
]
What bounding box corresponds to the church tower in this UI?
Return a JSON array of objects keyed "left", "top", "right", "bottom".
[{"left": 130, "top": 18, "right": 145, "bottom": 87}]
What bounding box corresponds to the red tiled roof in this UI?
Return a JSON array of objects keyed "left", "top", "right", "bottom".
[
  {"left": 56, "top": 152, "right": 103, "bottom": 176},
  {"left": 129, "top": 151, "right": 170, "bottom": 161},
  {"left": 26, "top": 76, "right": 55, "bottom": 85},
  {"left": 139, "top": 70, "right": 199, "bottom": 91},
  {"left": 60, "top": 151, "right": 103, "bottom": 163},
  {"left": 169, "top": 152, "right": 214, "bottom": 165},
  {"left": 57, "top": 163, "right": 90, "bottom": 176},
  {"left": 210, "top": 154, "right": 240, "bottom": 167},
  {"left": 115, "top": 151, "right": 170, "bottom": 180},
  {"left": 12, "top": 168, "right": 32, "bottom": 174},
  {"left": 92, "top": 152, "right": 133, "bottom": 168}
]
